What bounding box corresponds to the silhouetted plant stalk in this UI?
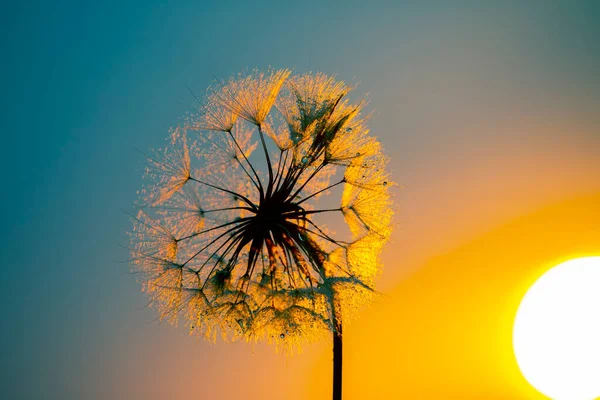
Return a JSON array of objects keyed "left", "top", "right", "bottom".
[{"left": 129, "top": 69, "right": 393, "bottom": 400}]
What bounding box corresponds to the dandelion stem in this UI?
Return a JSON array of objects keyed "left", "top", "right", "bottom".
[{"left": 333, "top": 323, "right": 343, "bottom": 400}]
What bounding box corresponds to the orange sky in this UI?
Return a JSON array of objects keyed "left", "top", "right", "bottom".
[{"left": 308, "top": 192, "right": 600, "bottom": 399}]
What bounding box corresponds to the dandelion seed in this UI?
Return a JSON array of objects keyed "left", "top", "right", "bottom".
[
  {"left": 141, "top": 127, "right": 191, "bottom": 205},
  {"left": 277, "top": 72, "right": 348, "bottom": 140},
  {"left": 192, "top": 90, "right": 239, "bottom": 132},
  {"left": 212, "top": 69, "right": 291, "bottom": 126}
]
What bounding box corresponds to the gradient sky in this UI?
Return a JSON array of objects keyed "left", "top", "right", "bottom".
[{"left": 2, "top": 1, "right": 600, "bottom": 399}]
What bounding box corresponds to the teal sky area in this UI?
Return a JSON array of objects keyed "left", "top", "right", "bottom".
[{"left": 2, "top": 1, "right": 599, "bottom": 399}]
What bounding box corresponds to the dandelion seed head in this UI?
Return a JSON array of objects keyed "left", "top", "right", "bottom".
[{"left": 129, "top": 70, "right": 394, "bottom": 351}]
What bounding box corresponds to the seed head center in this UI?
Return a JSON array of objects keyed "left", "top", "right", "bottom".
[{"left": 252, "top": 191, "right": 300, "bottom": 236}]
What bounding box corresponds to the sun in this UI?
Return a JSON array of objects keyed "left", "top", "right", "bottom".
[{"left": 513, "top": 257, "right": 600, "bottom": 400}]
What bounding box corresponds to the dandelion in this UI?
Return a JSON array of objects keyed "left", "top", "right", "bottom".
[{"left": 128, "top": 69, "right": 394, "bottom": 400}]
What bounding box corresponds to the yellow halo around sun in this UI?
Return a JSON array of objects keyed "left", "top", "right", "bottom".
[{"left": 513, "top": 257, "right": 600, "bottom": 400}]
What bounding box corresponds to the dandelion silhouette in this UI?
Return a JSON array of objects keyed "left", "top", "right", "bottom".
[{"left": 129, "top": 69, "right": 393, "bottom": 400}]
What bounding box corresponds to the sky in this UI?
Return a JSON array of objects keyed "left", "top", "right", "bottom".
[{"left": 2, "top": 1, "right": 600, "bottom": 399}]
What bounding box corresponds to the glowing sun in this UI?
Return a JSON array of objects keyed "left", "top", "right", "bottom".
[{"left": 513, "top": 257, "right": 600, "bottom": 400}]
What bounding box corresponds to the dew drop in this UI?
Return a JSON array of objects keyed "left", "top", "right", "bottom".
[
  {"left": 301, "top": 156, "right": 309, "bottom": 164},
  {"left": 346, "top": 127, "right": 353, "bottom": 132},
  {"left": 383, "top": 181, "right": 388, "bottom": 186},
  {"left": 280, "top": 333, "right": 285, "bottom": 339},
  {"left": 355, "top": 152, "right": 360, "bottom": 157}
]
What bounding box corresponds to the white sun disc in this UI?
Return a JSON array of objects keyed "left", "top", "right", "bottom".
[{"left": 513, "top": 257, "right": 600, "bottom": 400}]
